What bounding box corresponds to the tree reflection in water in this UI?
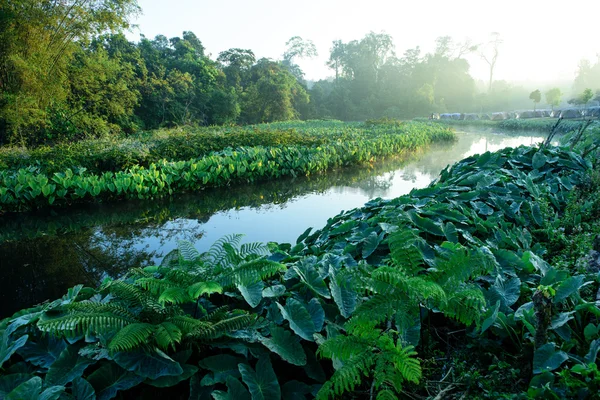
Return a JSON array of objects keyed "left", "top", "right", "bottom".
[{"left": 0, "top": 131, "right": 546, "bottom": 318}]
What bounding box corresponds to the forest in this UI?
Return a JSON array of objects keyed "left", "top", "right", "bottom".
[{"left": 2, "top": 0, "right": 600, "bottom": 147}]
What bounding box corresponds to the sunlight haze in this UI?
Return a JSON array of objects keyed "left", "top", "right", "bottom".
[{"left": 128, "top": 0, "right": 600, "bottom": 89}]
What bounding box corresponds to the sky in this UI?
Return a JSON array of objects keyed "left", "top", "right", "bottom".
[{"left": 126, "top": 0, "right": 600, "bottom": 90}]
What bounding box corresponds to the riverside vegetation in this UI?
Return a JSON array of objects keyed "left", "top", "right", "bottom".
[
  {"left": 0, "top": 120, "right": 455, "bottom": 213},
  {"left": 1, "top": 120, "right": 600, "bottom": 399}
]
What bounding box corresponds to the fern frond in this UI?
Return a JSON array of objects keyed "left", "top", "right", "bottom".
[
  {"left": 405, "top": 277, "right": 446, "bottom": 305},
  {"left": 204, "top": 234, "right": 244, "bottom": 266},
  {"left": 317, "top": 334, "right": 372, "bottom": 361},
  {"left": 38, "top": 313, "right": 136, "bottom": 336},
  {"left": 155, "top": 321, "right": 182, "bottom": 351},
  {"left": 108, "top": 323, "right": 155, "bottom": 352},
  {"left": 106, "top": 281, "right": 164, "bottom": 313},
  {"left": 188, "top": 281, "right": 223, "bottom": 299},
  {"left": 158, "top": 287, "right": 192, "bottom": 305},
  {"left": 125, "top": 267, "right": 155, "bottom": 280},
  {"left": 349, "top": 293, "right": 409, "bottom": 330},
  {"left": 164, "top": 269, "right": 201, "bottom": 286},
  {"left": 65, "top": 302, "right": 139, "bottom": 320},
  {"left": 391, "top": 344, "right": 421, "bottom": 383},
  {"left": 443, "top": 285, "right": 486, "bottom": 325},
  {"left": 168, "top": 315, "right": 212, "bottom": 335},
  {"left": 135, "top": 277, "right": 177, "bottom": 295},
  {"left": 316, "top": 352, "right": 374, "bottom": 399},
  {"left": 376, "top": 389, "right": 398, "bottom": 400},
  {"left": 239, "top": 242, "right": 269, "bottom": 258},
  {"left": 178, "top": 240, "right": 201, "bottom": 263},
  {"left": 218, "top": 258, "right": 285, "bottom": 288},
  {"left": 387, "top": 229, "right": 424, "bottom": 274},
  {"left": 191, "top": 314, "right": 258, "bottom": 339},
  {"left": 200, "top": 305, "right": 229, "bottom": 322}
]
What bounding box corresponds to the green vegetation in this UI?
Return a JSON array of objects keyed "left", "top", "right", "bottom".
[
  {"left": 2, "top": 141, "right": 600, "bottom": 398},
  {"left": 3, "top": 0, "right": 598, "bottom": 148},
  {"left": 529, "top": 89, "right": 541, "bottom": 111},
  {"left": 0, "top": 121, "right": 455, "bottom": 212},
  {"left": 545, "top": 88, "right": 563, "bottom": 111},
  {"left": 422, "top": 117, "right": 597, "bottom": 133}
]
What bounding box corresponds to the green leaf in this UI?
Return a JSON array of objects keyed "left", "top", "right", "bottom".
[
  {"left": 147, "top": 364, "right": 198, "bottom": 388},
  {"left": 87, "top": 363, "right": 144, "bottom": 400},
  {"left": 239, "top": 357, "right": 280, "bottom": 400},
  {"left": 39, "top": 386, "right": 65, "bottom": 400},
  {"left": 46, "top": 345, "right": 96, "bottom": 386},
  {"left": 188, "top": 282, "right": 223, "bottom": 298},
  {"left": 584, "top": 324, "right": 598, "bottom": 341},
  {"left": 532, "top": 151, "right": 547, "bottom": 170},
  {"left": 0, "top": 374, "right": 33, "bottom": 398},
  {"left": 198, "top": 354, "right": 246, "bottom": 386},
  {"left": 259, "top": 325, "right": 307, "bottom": 366},
  {"left": 585, "top": 339, "right": 600, "bottom": 364},
  {"left": 17, "top": 335, "right": 66, "bottom": 369},
  {"left": 293, "top": 257, "right": 330, "bottom": 299},
  {"left": 262, "top": 285, "right": 286, "bottom": 298},
  {"left": 71, "top": 377, "right": 96, "bottom": 400},
  {"left": 362, "top": 232, "right": 383, "bottom": 259},
  {"left": 531, "top": 202, "right": 543, "bottom": 226},
  {"left": 442, "top": 222, "right": 459, "bottom": 243},
  {"left": 113, "top": 349, "right": 183, "bottom": 380},
  {"left": 155, "top": 322, "right": 182, "bottom": 351},
  {"left": 487, "top": 276, "right": 521, "bottom": 310},
  {"left": 554, "top": 275, "right": 585, "bottom": 303},
  {"left": 481, "top": 301, "right": 501, "bottom": 334},
  {"left": 406, "top": 210, "right": 444, "bottom": 236},
  {"left": 329, "top": 269, "right": 357, "bottom": 318},
  {"left": 306, "top": 298, "right": 325, "bottom": 333},
  {"left": 6, "top": 376, "right": 42, "bottom": 400},
  {"left": 296, "top": 227, "right": 313, "bottom": 244},
  {"left": 277, "top": 299, "right": 316, "bottom": 341},
  {"left": 533, "top": 343, "right": 568, "bottom": 374},
  {"left": 212, "top": 377, "right": 251, "bottom": 400},
  {"left": 0, "top": 331, "right": 28, "bottom": 369},
  {"left": 237, "top": 281, "right": 264, "bottom": 308}
]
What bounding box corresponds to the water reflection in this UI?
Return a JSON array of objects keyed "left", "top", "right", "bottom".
[{"left": 0, "top": 131, "right": 546, "bottom": 317}]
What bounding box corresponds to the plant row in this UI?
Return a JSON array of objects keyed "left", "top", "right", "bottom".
[
  {"left": 0, "top": 144, "right": 598, "bottom": 399},
  {"left": 418, "top": 117, "right": 596, "bottom": 134},
  {"left": 0, "top": 122, "right": 455, "bottom": 213}
]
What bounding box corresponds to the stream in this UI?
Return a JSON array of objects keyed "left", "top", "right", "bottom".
[{"left": 0, "top": 130, "right": 547, "bottom": 317}]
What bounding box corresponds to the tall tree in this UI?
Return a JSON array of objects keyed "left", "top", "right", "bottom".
[
  {"left": 529, "top": 89, "right": 541, "bottom": 111},
  {"left": 479, "top": 32, "right": 502, "bottom": 92},
  {"left": 545, "top": 88, "right": 563, "bottom": 111},
  {"left": 282, "top": 36, "right": 317, "bottom": 81}
]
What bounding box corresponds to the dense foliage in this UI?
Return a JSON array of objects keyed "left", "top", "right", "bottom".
[
  {"left": 423, "top": 117, "right": 598, "bottom": 133},
  {"left": 4, "top": 1, "right": 597, "bottom": 147},
  {"left": 0, "top": 121, "right": 454, "bottom": 212},
  {"left": 2, "top": 140, "right": 600, "bottom": 398}
]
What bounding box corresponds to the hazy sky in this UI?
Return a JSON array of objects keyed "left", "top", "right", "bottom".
[{"left": 126, "top": 0, "right": 599, "bottom": 89}]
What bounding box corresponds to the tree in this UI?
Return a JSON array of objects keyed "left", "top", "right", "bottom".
[
  {"left": 479, "top": 32, "right": 502, "bottom": 92},
  {"left": 282, "top": 36, "right": 317, "bottom": 81},
  {"left": 0, "top": 0, "right": 140, "bottom": 144},
  {"left": 529, "top": 90, "right": 541, "bottom": 111},
  {"left": 545, "top": 88, "right": 562, "bottom": 111},
  {"left": 581, "top": 88, "right": 594, "bottom": 109},
  {"left": 326, "top": 40, "right": 345, "bottom": 83}
]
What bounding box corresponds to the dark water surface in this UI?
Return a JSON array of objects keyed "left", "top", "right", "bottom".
[{"left": 0, "top": 131, "right": 546, "bottom": 317}]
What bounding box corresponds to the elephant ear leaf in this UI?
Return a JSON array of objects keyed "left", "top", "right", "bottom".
[
  {"left": 533, "top": 343, "right": 568, "bottom": 374},
  {"left": 45, "top": 345, "right": 96, "bottom": 386},
  {"left": 239, "top": 357, "right": 280, "bottom": 400},
  {"left": 6, "top": 376, "right": 42, "bottom": 400},
  {"left": 87, "top": 363, "right": 144, "bottom": 400},
  {"left": 259, "top": 325, "right": 307, "bottom": 366},
  {"left": 212, "top": 377, "right": 251, "bottom": 400},
  {"left": 277, "top": 299, "right": 316, "bottom": 341},
  {"left": 0, "top": 330, "right": 28, "bottom": 369},
  {"left": 71, "top": 377, "right": 96, "bottom": 400}
]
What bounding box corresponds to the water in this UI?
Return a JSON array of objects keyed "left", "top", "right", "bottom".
[{"left": 0, "top": 130, "right": 546, "bottom": 318}]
